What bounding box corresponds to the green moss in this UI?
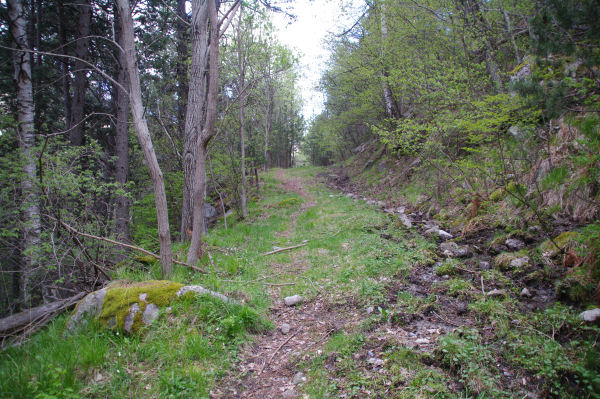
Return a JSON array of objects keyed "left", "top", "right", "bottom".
[
  {"left": 539, "top": 231, "right": 579, "bottom": 257},
  {"left": 274, "top": 197, "right": 300, "bottom": 207},
  {"left": 555, "top": 272, "right": 595, "bottom": 304},
  {"left": 489, "top": 188, "right": 504, "bottom": 202},
  {"left": 493, "top": 251, "right": 529, "bottom": 271},
  {"left": 434, "top": 259, "right": 461, "bottom": 276},
  {"left": 134, "top": 255, "right": 158, "bottom": 265},
  {"left": 99, "top": 280, "right": 183, "bottom": 333}
]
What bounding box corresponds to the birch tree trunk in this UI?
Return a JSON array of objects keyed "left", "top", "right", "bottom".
[
  {"left": 8, "top": 0, "right": 41, "bottom": 307},
  {"left": 114, "top": 6, "right": 130, "bottom": 242},
  {"left": 181, "top": 0, "right": 210, "bottom": 240},
  {"left": 237, "top": 7, "right": 248, "bottom": 219},
  {"left": 69, "top": 0, "right": 91, "bottom": 146},
  {"left": 379, "top": 0, "right": 400, "bottom": 118},
  {"left": 187, "top": 0, "right": 219, "bottom": 266},
  {"left": 116, "top": 0, "right": 173, "bottom": 277}
]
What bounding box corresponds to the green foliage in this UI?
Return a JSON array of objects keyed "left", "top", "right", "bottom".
[{"left": 437, "top": 329, "right": 501, "bottom": 396}]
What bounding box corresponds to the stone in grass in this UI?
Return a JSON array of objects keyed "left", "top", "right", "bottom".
[
  {"left": 520, "top": 288, "right": 532, "bottom": 297},
  {"left": 505, "top": 238, "right": 525, "bottom": 251},
  {"left": 68, "top": 280, "right": 230, "bottom": 334},
  {"left": 579, "top": 308, "right": 600, "bottom": 323},
  {"left": 280, "top": 323, "right": 291, "bottom": 334},
  {"left": 284, "top": 295, "right": 303, "bottom": 306},
  {"left": 487, "top": 289, "right": 507, "bottom": 298},
  {"left": 292, "top": 372, "right": 306, "bottom": 385}
]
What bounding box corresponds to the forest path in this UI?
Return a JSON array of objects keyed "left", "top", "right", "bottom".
[
  {"left": 211, "top": 167, "right": 543, "bottom": 398},
  {"left": 212, "top": 168, "right": 355, "bottom": 399}
]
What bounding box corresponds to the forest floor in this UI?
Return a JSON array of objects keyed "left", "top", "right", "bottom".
[
  {"left": 1, "top": 167, "right": 598, "bottom": 398},
  {"left": 210, "top": 168, "right": 598, "bottom": 398}
]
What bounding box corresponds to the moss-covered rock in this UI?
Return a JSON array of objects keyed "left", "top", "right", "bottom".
[
  {"left": 555, "top": 271, "right": 596, "bottom": 304},
  {"left": 493, "top": 251, "right": 530, "bottom": 271},
  {"left": 68, "top": 280, "right": 230, "bottom": 334},
  {"left": 539, "top": 231, "right": 579, "bottom": 258},
  {"left": 99, "top": 280, "right": 183, "bottom": 333}
]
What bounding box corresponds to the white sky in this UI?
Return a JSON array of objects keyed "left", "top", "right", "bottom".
[{"left": 271, "top": 0, "right": 364, "bottom": 121}]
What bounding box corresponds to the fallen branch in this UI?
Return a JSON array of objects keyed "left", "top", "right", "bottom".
[
  {"left": 55, "top": 218, "right": 206, "bottom": 274},
  {"left": 262, "top": 243, "right": 307, "bottom": 256},
  {"left": 0, "top": 292, "right": 86, "bottom": 337},
  {"left": 258, "top": 328, "right": 302, "bottom": 375}
]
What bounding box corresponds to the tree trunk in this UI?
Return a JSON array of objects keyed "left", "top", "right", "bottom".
[
  {"left": 8, "top": 0, "right": 41, "bottom": 308},
  {"left": 181, "top": 0, "right": 210, "bottom": 240},
  {"left": 0, "top": 292, "right": 86, "bottom": 336},
  {"left": 264, "top": 81, "right": 274, "bottom": 170},
  {"left": 57, "top": 0, "right": 72, "bottom": 132},
  {"left": 176, "top": 0, "right": 189, "bottom": 139},
  {"left": 114, "top": 6, "right": 130, "bottom": 242},
  {"left": 116, "top": 0, "right": 173, "bottom": 277},
  {"left": 237, "top": 7, "right": 247, "bottom": 218},
  {"left": 379, "top": 0, "right": 400, "bottom": 118},
  {"left": 69, "top": 0, "right": 91, "bottom": 146},
  {"left": 187, "top": 0, "right": 219, "bottom": 266}
]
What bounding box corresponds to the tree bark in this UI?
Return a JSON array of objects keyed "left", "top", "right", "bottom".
[
  {"left": 69, "top": 0, "right": 91, "bottom": 146},
  {"left": 187, "top": 0, "right": 219, "bottom": 266},
  {"left": 116, "top": 0, "right": 173, "bottom": 277},
  {"left": 57, "top": 0, "right": 72, "bottom": 132},
  {"left": 378, "top": 0, "right": 400, "bottom": 118},
  {"left": 237, "top": 7, "right": 247, "bottom": 218},
  {"left": 8, "top": 0, "right": 41, "bottom": 308},
  {"left": 114, "top": 6, "right": 130, "bottom": 242},
  {"left": 264, "top": 80, "right": 274, "bottom": 170},
  {"left": 176, "top": 0, "right": 189, "bottom": 139},
  {"left": 0, "top": 292, "right": 86, "bottom": 336},
  {"left": 181, "top": 0, "right": 210, "bottom": 240}
]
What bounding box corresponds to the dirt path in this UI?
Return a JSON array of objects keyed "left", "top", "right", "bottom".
[{"left": 212, "top": 170, "right": 347, "bottom": 399}]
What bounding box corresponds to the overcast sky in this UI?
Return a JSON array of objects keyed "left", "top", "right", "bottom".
[{"left": 271, "top": 0, "right": 364, "bottom": 120}]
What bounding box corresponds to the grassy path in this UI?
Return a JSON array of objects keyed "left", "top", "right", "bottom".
[{"left": 212, "top": 167, "right": 458, "bottom": 398}]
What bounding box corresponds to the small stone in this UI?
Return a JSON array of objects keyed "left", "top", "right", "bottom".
[
  {"left": 280, "top": 323, "right": 291, "bottom": 334},
  {"left": 510, "top": 257, "right": 529, "bottom": 268},
  {"left": 455, "top": 246, "right": 470, "bottom": 257},
  {"left": 579, "top": 308, "right": 600, "bottom": 323},
  {"left": 479, "top": 261, "right": 491, "bottom": 270},
  {"left": 398, "top": 214, "right": 412, "bottom": 229},
  {"left": 367, "top": 357, "right": 384, "bottom": 367},
  {"left": 366, "top": 306, "right": 374, "bottom": 314},
  {"left": 284, "top": 295, "right": 303, "bottom": 306},
  {"left": 456, "top": 302, "right": 468, "bottom": 315},
  {"left": 292, "top": 372, "right": 305, "bottom": 385},
  {"left": 415, "top": 338, "right": 430, "bottom": 344},
  {"left": 438, "top": 230, "right": 453, "bottom": 240},
  {"left": 142, "top": 303, "right": 160, "bottom": 325},
  {"left": 487, "top": 289, "right": 507, "bottom": 298},
  {"left": 124, "top": 303, "right": 140, "bottom": 333},
  {"left": 520, "top": 288, "right": 531, "bottom": 297},
  {"left": 505, "top": 238, "right": 525, "bottom": 251},
  {"left": 94, "top": 372, "right": 103, "bottom": 382},
  {"left": 139, "top": 293, "right": 147, "bottom": 302}
]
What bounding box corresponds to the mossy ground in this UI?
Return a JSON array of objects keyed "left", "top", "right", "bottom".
[{"left": 1, "top": 167, "right": 599, "bottom": 398}]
